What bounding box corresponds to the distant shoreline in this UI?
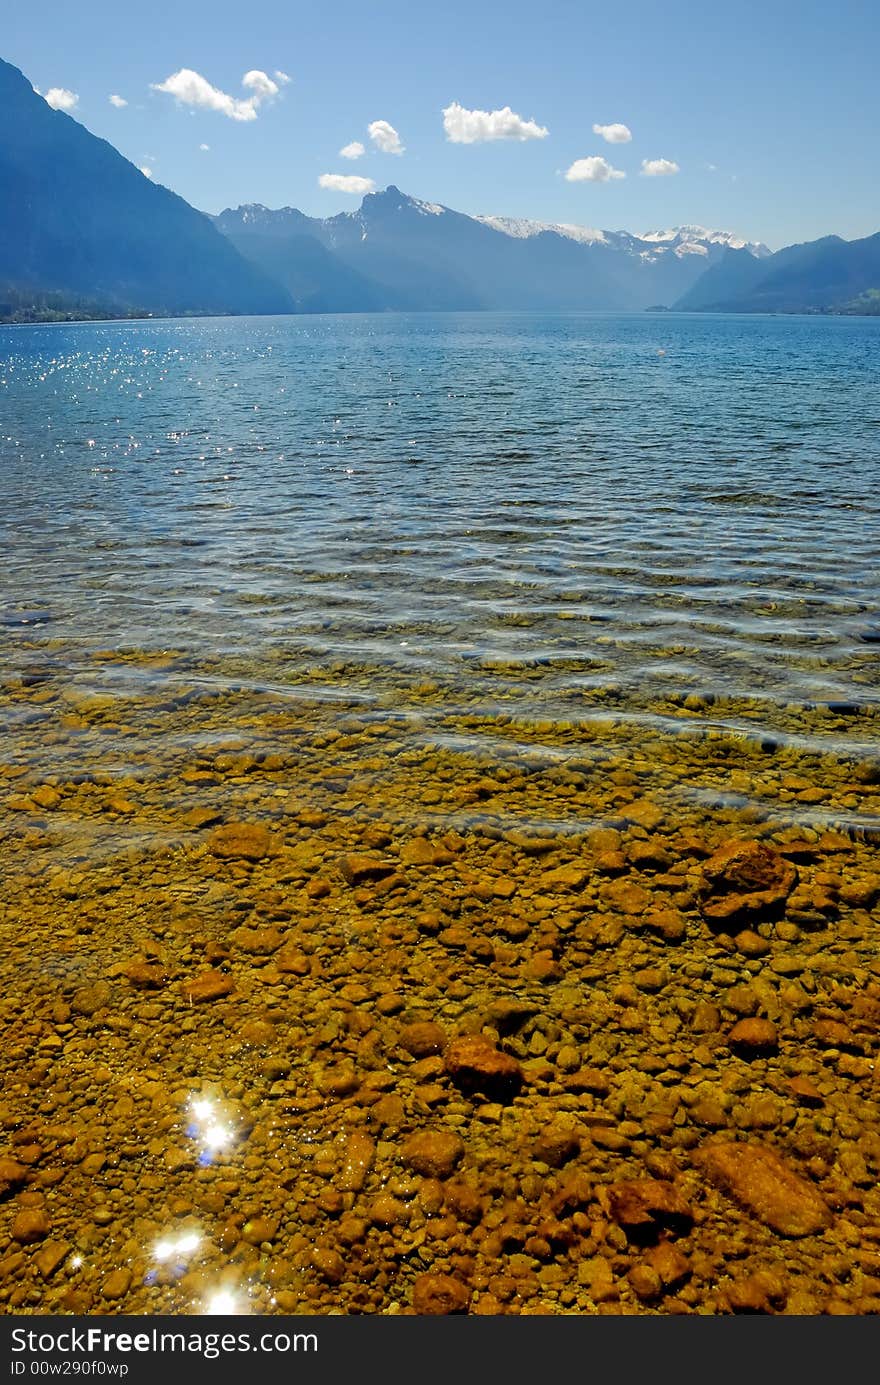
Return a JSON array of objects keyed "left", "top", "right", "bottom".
[{"left": 2, "top": 304, "right": 879, "bottom": 328}]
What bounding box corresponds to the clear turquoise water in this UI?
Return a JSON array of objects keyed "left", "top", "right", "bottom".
[{"left": 1, "top": 310, "right": 879, "bottom": 823}]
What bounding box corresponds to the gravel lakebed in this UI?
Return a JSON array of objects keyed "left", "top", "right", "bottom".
[{"left": 1, "top": 647, "right": 879, "bottom": 1316}]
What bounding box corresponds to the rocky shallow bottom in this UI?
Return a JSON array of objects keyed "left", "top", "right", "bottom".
[{"left": 1, "top": 648, "right": 879, "bottom": 1316}]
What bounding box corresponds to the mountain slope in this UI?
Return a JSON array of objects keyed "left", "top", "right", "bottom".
[
  {"left": 218, "top": 191, "right": 495, "bottom": 310},
  {"left": 673, "top": 247, "right": 770, "bottom": 310},
  {"left": 217, "top": 187, "right": 767, "bottom": 313},
  {"left": 214, "top": 207, "right": 395, "bottom": 312},
  {"left": 0, "top": 57, "right": 292, "bottom": 317},
  {"left": 675, "top": 233, "right": 880, "bottom": 313}
]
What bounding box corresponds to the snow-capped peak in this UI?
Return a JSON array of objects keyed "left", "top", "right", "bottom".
[
  {"left": 640, "top": 225, "right": 771, "bottom": 257},
  {"left": 473, "top": 214, "right": 607, "bottom": 246},
  {"left": 470, "top": 214, "right": 768, "bottom": 260}
]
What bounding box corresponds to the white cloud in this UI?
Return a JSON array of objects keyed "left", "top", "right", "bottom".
[
  {"left": 565, "top": 156, "right": 625, "bottom": 183},
  {"left": 368, "top": 119, "right": 404, "bottom": 155},
  {"left": 151, "top": 68, "right": 281, "bottom": 121},
  {"left": 641, "top": 157, "right": 680, "bottom": 176},
  {"left": 442, "top": 101, "right": 548, "bottom": 144},
  {"left": 274, "top": 70, "right": 291, "bottom": 84},
  {"left": 109, "top": 93, "right": 128, "bottom": 109},
  {"left": 199, "top": 143, "right": 210, "bottom": 151},
  {"left": 318, "top": 173, "right": 375, "bottom": 194},
  {"left": 339, "top": 140, "right": 365, "bottom": 160},
  {"left": 241, "top": 69, "right": 279, "bottom": 101},
  {"left": 139, "top": 166, "right": 153, "bottom": 179},
  {"left": 593, "top": 122, "right": 631, "bottom": 144},
  {"left": 45, "top": 87, "right": 78, "bottom": 112}
]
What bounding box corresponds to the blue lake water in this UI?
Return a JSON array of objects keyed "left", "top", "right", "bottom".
[{"left": 1, "top": 310, "right": 879, "bottom": 829}]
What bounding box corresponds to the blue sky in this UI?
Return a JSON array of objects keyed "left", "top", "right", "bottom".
[{"left": 6, "top": 0, "right": 879, "bottom": 249}]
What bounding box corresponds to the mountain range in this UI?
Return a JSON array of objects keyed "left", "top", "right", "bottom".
[
  {"left": 1, "top": 53, "right": 878, "bottom": 322},
  {"left": 214, "top": 193, "right": 771, "bottom": 313}
]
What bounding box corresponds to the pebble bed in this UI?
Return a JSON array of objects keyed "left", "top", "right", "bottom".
[{"left": 1, "top": 644, "right": 879, "bottom": 1316}]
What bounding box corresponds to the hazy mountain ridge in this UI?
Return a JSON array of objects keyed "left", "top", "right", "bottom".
[{"left": 215, "top": 186, "right": 766, "bottom": 313}]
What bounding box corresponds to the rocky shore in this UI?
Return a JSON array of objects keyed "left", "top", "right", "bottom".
[{"left": 1, "top": 648, "right": 879, "bottom": 1315}]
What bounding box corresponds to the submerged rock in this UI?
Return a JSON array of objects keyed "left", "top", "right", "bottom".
[
  {"left": 338, "top": 853, "right": 396, "bottom": 885},
  {"left": 182, "top": 969, "right": 234, "bottom": 1003},
  {"left": 206, "top": 822, "right": 274, "bottom": 861},
  {"left": 338, "top": 1132, "right": 376, "bottom": 1192},
  {"left": 444, "top": 1035, "right": 524, "bottom": 1101},
  {"left": 70, "top": 982, "right": 112, "bottom": 1016},
  {"left": 699, "top": 1140, "right": 831, "bottom": 1237},
  {"left": 12, "top": 1208, "right": 50, "bottom": 1243},
  {"left": 605, "top": 1179, "right": 693, "bottom": 1239},
  {"left": 700, "top": 839, "right": 797, "bottom": 927},
  {"left": 728, "top": 1018, "right": 778, "bottom": 1055},
  {"left": 412, "top": 1273, "right": 470, "bottom": 1315},
  {"left": 399, "top": 1021, "right": 446, "bottom": 1057},
  {"left": 403, "top": 1130, "right": 464, "bottom": 1179},
  {"left": 100, "top": 1268, "right": 132, "bottom": 1300},
  {"left": 0, "top": 1159, "right": 29, "bottom": 1197},
  {"left": 123, "top": 961, "right": 168, "bottom": 989}
]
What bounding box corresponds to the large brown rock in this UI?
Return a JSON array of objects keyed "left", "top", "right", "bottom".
[
  {"left": 100, "top": 1268, "right": 132, "bottom": 1300},
  {"left": 0, "top": 1159, "right": 28, "bottom": 1197},
  {"left": 699, "top": 1140, "right": 831, "bottom": 1237},
  {"left": 787, "top": 1076, "right": 823, "bottom": 1107},
  {"left": 207, "top": 822, "right": 274, "bottom": 861},
  {"left": 402, "top": 1130, "right": 465, "bottom": 1180},
  {"left": 728, "top": 1018, "right": 778, "bottom": 1055},
  {"left": 644, "top": 1241, "right": 691, "bottom": 1290},
  {"left": 623, "top": 799, "right": 664, "bottom": 831},
  {"left": 605, "top": 1179, "right": 693, "bottom": 1239},
  {"left": 312, "top": 1248, "right": 345, "bottom": 1283},
  {"left": 444, "top": 1035, "right": 524, "bottom": 1101},
  {"left": 601, "top": 879, "right": 650, "bottom": 915},
  {"left": 700, "top": 839, "right": 796, "bottom": 927},
  {"left": 35, "top": 1241, "right": 72, "bottom": 1280},
  {"left": 12, "top": 1209, "right": 50, "bottom": 1244},
  {"left": 412, "top": 1273, "right": 470, "bottom": 1315}
]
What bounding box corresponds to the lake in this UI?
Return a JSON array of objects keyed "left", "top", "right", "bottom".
[{"left": 1, "top": 311, "right": 879, "bottom": 1315}]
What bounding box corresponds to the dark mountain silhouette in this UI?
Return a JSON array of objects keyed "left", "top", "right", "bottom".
[{"left": 0, "top": 56, "right": 292, "bottom": 318}]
